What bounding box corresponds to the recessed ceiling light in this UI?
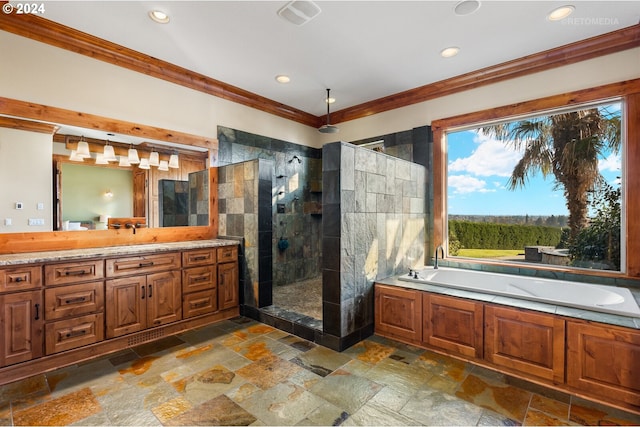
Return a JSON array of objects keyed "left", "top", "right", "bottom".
[
  {"left": 275, "top": 75, "right": 291, "bottom": 84},
  {"left": 149, "top": 10, "right": 170, "bottom": 24},
  {"left": 440, "top": 46, "right": 460, "bottom": 58},
  {"left": 454, "top": 0, "right": 481, "bottom": 16},
  {"left": 547, "top": 5, "right": 575, "bottom": 21}
]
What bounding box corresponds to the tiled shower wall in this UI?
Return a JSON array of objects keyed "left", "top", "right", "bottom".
[
  {"left": 217, "top": 126, "right": 323, "bottom": 286},
  {"left": 322, "top": 141, "right": 427, "bottom": 349}
]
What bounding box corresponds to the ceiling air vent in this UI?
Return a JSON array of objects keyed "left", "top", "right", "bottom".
[{"left": 277, "top": 0, "right": 321, "bottom": 26}]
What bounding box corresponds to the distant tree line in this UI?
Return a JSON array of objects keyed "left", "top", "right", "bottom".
[
  {"left": 449, "top": 215, "right": 568, "bottom": 227},
  {"left": 449, "top": 220, "right": 563, "bottom": 250}
]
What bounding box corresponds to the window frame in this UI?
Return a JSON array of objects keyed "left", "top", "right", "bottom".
[{"left": 431, "top": 79, "right": 640, "bottom": 279}]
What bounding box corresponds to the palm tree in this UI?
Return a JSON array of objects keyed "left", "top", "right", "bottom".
[{"left": 482, "top": 105, "right": 621, "bottom": 243}]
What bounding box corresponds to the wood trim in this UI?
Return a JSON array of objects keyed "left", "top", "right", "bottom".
[
  {"left": 625, "top": 93, "right": 640, "bottom": 276},
  {"left": 0, "top": 13, "right": 319, "bottom": 128},
  {"left": 0, "top": 97, "right": 215, "bottom": 150},
  {"left": 329, "top": 24, "right": 640, "bottom": 124},
  {"left": 0, "top": 116, "right": 58, "bottom": 134},
  {"left": 1, "top": 11, "right": 637, "bottom": 126},
  {"left": 431, "top": 79, "right": 640, "bottom": 278}
]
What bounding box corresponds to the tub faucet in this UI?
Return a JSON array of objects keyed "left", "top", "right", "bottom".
[{"left": 434, "top": 245, "right": 445, "bottom": 269}]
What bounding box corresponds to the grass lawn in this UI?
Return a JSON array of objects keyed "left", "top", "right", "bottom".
[{"left": 457, "top": 249, "right": 523, "bottom": 259}]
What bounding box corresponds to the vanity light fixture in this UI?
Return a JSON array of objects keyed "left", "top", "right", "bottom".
[
  {"left": 118, "top": 155, "right": 131, "bottom": 167},
  {"left": 149, "top": 150, "right": 160, "bottom": 167},
  {"left": 440, "top": 46, "right": 460, "bottom": 58},
  {"left": 149, "top": 9, "right": 170, "bottom": 24},
  {"left": 547, "top": 5, "right": 574, "bottom": 21},
  {"left": 76, "top": 136, "right": 91, "bottom": 158},
  {"left": 69, "top": 150, "right": 84, "bottom": 162},
  {"left": 139, "top": 158, "right": 151, "bottom": 170},
  {"left": 158, "top": 160, "right": 169, "bottom": 171},
  {"left": 168, "top": 153, "right": 179, "bottom": 169},
  {"left": 95, "top": 153, "right": 109, "bottom": 165},
  {"left": 127, "top": 146, "right": 140, "bottom": 164},
  {"left": 103, "top": 141, "right": 118, "bottom": 162}
]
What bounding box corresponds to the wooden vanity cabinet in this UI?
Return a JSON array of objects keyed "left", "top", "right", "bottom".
[
  {"left": 567, "top": 320, "right": 640, "bottom": 406},
  {"left": 44, "top": 259, "right": 105, "bottom": 355},
  {"left": 106, "top": 253, "right": 182, "bottom": 338},
  {"left": 423, "top": 293, "right": 483, "bottom": 359},
  {"left": 182, "top": 249, "right": 217, "bottom": 318},
  {"left": 0, "top": 265, "right": 44, "bottom": 367},
  {"left": 217, "top": 246, "right": 239, "bottom": 310},
  {"left": 0, "top": 290, "right": 43, "bottom": 366}
]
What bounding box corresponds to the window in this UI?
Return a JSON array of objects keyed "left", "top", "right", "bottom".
[{"left": 445, "top": 101, "right": 623, "bottom": 272}]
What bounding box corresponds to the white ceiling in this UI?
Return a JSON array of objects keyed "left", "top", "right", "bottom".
[{"left": 29, "top": 1, "right": 640, "bottom": 117}]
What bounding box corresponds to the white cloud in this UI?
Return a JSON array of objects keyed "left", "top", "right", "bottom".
[
  {"left": 599, "top": 152, "right": 621, "bottom": 173},
  {"left": 448, "top": 174, "right": 496, "bottom": 194},
  {"left": 448, "top": 130, "right": 524, "bottom": 177}
]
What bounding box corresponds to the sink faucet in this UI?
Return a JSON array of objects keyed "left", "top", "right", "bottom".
[{"left": 434, "top": 245, "right": 445, "bottom": 269}]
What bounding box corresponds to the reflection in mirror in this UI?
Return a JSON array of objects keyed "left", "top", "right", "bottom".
[{"left": 0, "top": 116, "right": 210, "bottom": 233}]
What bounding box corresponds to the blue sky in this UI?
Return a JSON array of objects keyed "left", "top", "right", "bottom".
[{"left": 446, "top": 114, "right": 622, "bottom": 216}]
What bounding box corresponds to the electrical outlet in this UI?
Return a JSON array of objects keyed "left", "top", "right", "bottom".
[
  {"left": 37, "top": 202, "right": 45, "bottom": 210},
  {"left": 4, "top": 218, "right": 11, "bottom": 226},
  {"left": 28, "top": 218, "right": 45, "bottom": 226}
]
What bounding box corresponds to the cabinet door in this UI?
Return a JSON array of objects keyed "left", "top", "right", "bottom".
[
  {"left": 423, "top": 293, "right": 483, "bottom": 359},
  {"left": 217, "top": 262, "right": 239, "bottom": 310},
  {"left": 374, "top": 284, "right": 422, "bottom": 343},
  {"left": 567, "top": 321, "right": 640, "bottom": 406},
  {"left": 0, "top": 290, "right": 43, "bottom": 366},
  {"left": 146, "top": 271, "right": 182, "bottom": 327},
  {"left": 485, "top": 305, "right": 565, "bottom": 384},
  {"left": 106, "top": 276, "right": 146, "bottom": 338}
]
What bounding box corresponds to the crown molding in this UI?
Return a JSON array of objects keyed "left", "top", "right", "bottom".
[{"left": 1, "top": 11, "right": 638, "bottom": 128}]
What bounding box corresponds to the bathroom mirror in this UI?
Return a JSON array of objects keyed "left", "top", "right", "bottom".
[{"left": 0, "top": 98, "right": 215, "bottom": 236}]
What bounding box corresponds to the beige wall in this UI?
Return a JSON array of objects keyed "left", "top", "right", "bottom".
[
  {"left": 1, "top": 29, "right": 639, "bottom": 149},
  {"left": 0, "top": 127, "right": 53, "bottom": 233}
]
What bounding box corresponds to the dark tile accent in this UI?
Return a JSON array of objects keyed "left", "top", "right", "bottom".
[
  {"left": 322, "top": 237, "right": 341, "bottom": 271},
  {"left": 322, "top": 269, "right": 340, "bottom": 304},
  {"left": 322, "top": 302, "right": 341, "bottom": 337}
]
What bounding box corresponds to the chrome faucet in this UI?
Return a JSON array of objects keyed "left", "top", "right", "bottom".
[{"left": 434, "top": 245, "right": 445, "bottom": 269}]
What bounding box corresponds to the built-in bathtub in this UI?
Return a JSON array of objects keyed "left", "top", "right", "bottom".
[{"left": 399, "top": 267, "right": 640, "bottom": 318}]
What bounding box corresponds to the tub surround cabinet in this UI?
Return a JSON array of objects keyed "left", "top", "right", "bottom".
[
  {"left": 375, "top": 283, "right": 640, "bottom": 413},
  {"left": 0, "top": 240, "right": 239, "bottom": 385}
]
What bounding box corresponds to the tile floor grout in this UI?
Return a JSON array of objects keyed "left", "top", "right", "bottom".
[{"left": 1, "top": 317, "right": 638, "bottom": 426}]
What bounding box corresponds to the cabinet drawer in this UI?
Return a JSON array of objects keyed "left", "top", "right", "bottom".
[
  {"left": 45, "top": 313, "right": 104, "bottom": 355},
  {"left": 45, "top": 281, "right": 104, "bottom": 320},
  {"left": 183, "top": 249, "right": 216, "bottom": 267},
  {"left": 45, "top": 260, "right": 104, "bottom": 286},
  {"left": 183, "top": 289, "right": 217, "bottom": 318},
  {"left": 182, "top": 266, "right": 216, "bottom": 293},
  {"left": 216, "top": 246, "right": 237, "bottom": 263},
  {"left": 106, "top": 252, "right": 181, "bottom": 277},
  {"left": 0, "top": 265, "right": 42, "bottom": 292}
]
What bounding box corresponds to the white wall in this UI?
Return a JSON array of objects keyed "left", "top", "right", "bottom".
[
  {"left": 1, "top": 29, "right": 639, "bottom": 149},
  {"left": 0, "top": 128, "right": 53, "bottom": 232}
]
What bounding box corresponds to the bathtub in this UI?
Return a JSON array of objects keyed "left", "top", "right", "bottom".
[{"left": 399, "top": 267, "right": 640, "bottom": 318}]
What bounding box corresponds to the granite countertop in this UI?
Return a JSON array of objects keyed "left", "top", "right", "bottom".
[
  {"left": 0, "top": 239, "right": 240, "bottom": 266},
  {"left": 377, "top": 275, "right": 640, "bottom": 331}
]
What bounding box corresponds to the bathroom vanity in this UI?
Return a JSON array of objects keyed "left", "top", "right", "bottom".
[
  {"left": 0, "top": 240, "right": 239, "bottom": 385},
  {"left": 374, "top": 279, "right": 640, "bottom": 415}
]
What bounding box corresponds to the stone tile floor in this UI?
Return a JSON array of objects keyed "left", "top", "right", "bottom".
[
  {"left": 1, "top": 317, "right": 639, "bottom": 426},
  {"left": 272, "top": 277, "right": 323, "bottom": 320}
]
